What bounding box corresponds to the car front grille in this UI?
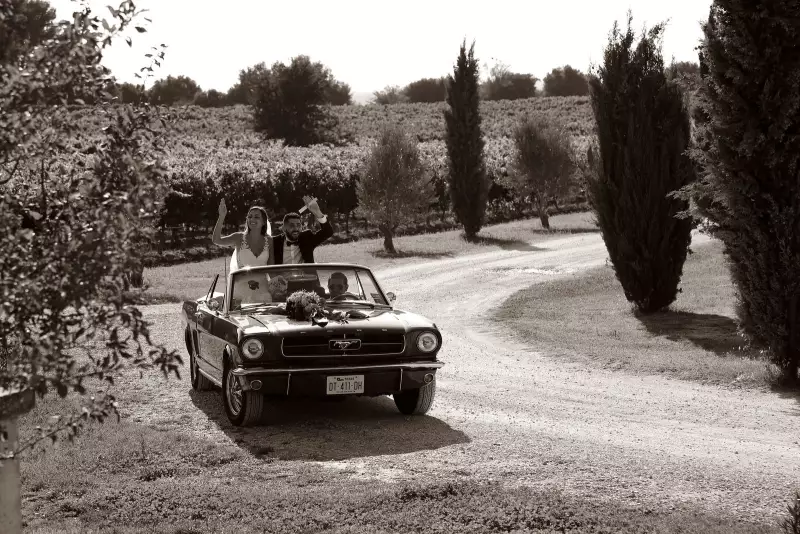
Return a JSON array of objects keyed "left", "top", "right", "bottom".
[{"left": 281, "top": 334, "right": 405, "bottom": 357}]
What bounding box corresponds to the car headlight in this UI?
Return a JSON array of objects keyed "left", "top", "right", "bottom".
[
  {"left": 241, "top": 338, "right": 264, "bottom": 359},
  {"left": 416, "top": 332, "right": 439, "bottom": 353}
]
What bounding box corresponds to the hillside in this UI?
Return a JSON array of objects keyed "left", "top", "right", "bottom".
[
  {"left": 161, "top": 95, "right": 595, "bottom": 144},
  {"left": 66, "top": 95, "right": 595, "bottom": 183}
]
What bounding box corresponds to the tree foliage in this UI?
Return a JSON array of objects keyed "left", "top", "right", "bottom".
[
  {"left": 504, "top": 115, "right": 576, "bottom": 230},
  {"left": 672, "top": 2, "right": 800, "bottom": 384},
  {"left": 114, "top": 81, "right": 147, "bottom": 104},
  {"left": 481, "top": 61, "right": 538, "bottom": 101},
  {"left": 194, "top": 88, "right": 227, "bottom": 108},
  {"left": 0, "top": 0, "right": 180, "bottom": 451},
  {"left": 324, "top": 79, "right": 352, "bottom": 106},
  {"left": 251, "top": 55, "right": 340, "bottom": 146},
  {"left": 444, "top": 39, "right": 489, "bottom": 240},
  {"left": 372, "top": 85, "right": 408, "bottom": 105},
  {"left": 543, "top": 65, "right": 589, "bottom": 97},
  {"left": 355, "top": 125, "right": 434, "bottom": 252},
  {"left": 0, "top": 0, "right": 56, "bottom": 64},
  {"left": 586, "top": 13, "right": 695, "bottom": 314},
  {"left": 403, "top": 77, "right": 447, "bottom": 103},
  {"left": 147, "top": 74, "right": 201, "bottom": 106}
]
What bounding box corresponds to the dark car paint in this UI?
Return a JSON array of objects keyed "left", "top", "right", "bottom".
[{"left": 181, "top": 272, "right": 444, "bottom": 396}]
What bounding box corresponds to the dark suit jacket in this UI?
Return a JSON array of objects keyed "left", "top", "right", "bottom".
[{"left": 272, "top": 219, "right": 334, "bottom": 264}]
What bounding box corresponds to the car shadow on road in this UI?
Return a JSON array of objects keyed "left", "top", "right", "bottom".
[
  {"left": 469, "top": 236, "right": 546, "bottom": 252},
  {"left": 189, "top": 390, "right": 471, "bottom": 461},
  {"left": 635, "top": 310, "right": 750, "bottom": 356}
]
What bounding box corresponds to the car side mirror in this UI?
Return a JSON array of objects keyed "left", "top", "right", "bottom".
[
  {"left": 386, "top": 292, "right": 396, "bottom": 303},
  {"left": 208, "top": 299, "right": 220, "bottom": 311}
]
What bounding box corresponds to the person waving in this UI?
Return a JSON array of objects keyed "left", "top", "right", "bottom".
[
  {"left": 272, "top": 196, "right": 333, "bottom": 264},
  {"left": 212, "top": 199, "right": 274, "bottom": 270}
]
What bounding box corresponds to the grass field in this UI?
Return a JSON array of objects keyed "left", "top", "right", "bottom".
[
  {"left": 493, "top": 239, "right": 783, "bottom": 390},
  {"left": 18, "top": 393, "right": 780, "bottom": 534},
  {"left": 138, "top": 211, "right": 601, "bottom": 304}
]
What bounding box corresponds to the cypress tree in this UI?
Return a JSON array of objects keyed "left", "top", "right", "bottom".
[
  {"left": 586, "top": 14, "right": 695, "bottom": 313},
  {"left": 674, "top": 2, "right": 800, "bottom": 384},
  {"left": 444, "top": 39, "right": 489, "bottom": 240}
]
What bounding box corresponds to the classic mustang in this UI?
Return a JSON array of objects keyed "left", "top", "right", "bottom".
[{"left": 181, "top": 263, "right": 445, "bottom": 426}]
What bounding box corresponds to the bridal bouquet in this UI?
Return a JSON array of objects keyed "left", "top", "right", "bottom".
[
  {"left": 285, "top": 290, "right": 323, "bottom": 321},
  {"left": 285, "top": 290, "right": 350, "bottom": 326}
]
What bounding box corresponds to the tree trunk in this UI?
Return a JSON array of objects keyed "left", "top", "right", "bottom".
[
  {"left": 380, "top": 225, "right": 396, "bottom": 253},
  {"left": 537, "top": 195, "right": 550, "bottom": 230}
]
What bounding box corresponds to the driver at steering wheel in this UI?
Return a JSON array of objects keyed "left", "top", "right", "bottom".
[{"left": 327, "top": 272, "right": 349, "bottom": 299}]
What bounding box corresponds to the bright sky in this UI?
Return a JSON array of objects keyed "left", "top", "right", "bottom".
[{"left": 49, "top": 0, "right": 711, "bottom": 97}]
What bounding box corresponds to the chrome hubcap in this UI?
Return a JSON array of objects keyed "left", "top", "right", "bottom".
[{"left": 226, "top": 371, "right": 242, "bottom": 415}]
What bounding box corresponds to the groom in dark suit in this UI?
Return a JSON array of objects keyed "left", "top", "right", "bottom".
[{"left": 272, "top": 195, "right": 334, "bottom": 264}]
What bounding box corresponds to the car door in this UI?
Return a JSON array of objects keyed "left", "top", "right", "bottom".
[{"left": 196, "top": 275, "right": 221, "bottom": 379}]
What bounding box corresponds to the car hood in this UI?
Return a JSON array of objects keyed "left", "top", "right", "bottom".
[{"left": 230, "top": 307, "right": 436, "bottom": 336}]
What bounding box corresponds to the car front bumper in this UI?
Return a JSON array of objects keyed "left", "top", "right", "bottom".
[{"left": 231, "top": 361, "right": 445, "bottom": 397}]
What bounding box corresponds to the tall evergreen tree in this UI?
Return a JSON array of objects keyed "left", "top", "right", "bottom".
[
  {"left": 586, "top": 14, "right": 695, "bottom": 313},
  {"left": 673, "top": 2, "right": 800, "bottom": 384},
  {"left": 444, "top": 39, "right": 489, "bottom": 240}
]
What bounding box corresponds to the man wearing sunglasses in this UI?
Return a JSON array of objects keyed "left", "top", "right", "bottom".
[{"left": 327, "top": 272, "right": 349, "bottom": 298}]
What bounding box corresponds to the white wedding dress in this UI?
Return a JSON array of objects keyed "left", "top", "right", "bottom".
[
  {"left": 230, "top": 220, "right": 272, "bottom": 272},
  {"left": 229, "top": 222, "right": 272, "bottom": 305}
]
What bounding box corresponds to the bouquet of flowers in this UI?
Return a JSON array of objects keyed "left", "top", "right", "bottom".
[
  {"left": 285, "top": 290, "right": 351, "bottom": 326},
  {"left": 285, "top": 290, "right": 324, "bottom": 321}
]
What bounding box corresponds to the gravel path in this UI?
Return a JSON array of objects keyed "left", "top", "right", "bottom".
[{"left": 121, "top": 231, "right": 800, "bottom": 525}]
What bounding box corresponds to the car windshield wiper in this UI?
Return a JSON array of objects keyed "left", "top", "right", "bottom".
[
  {"left": 326, "top": 300, "right": 390, "bottom": 309},
  {"left": 234, "top": 303, "right": 285, "bottom": 314}
]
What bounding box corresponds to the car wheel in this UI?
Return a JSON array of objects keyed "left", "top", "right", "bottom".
[
  {"left": 188, "top": 333, "right": 212, "bottom": 391},
  {"left": 393, "top": 376, "right": 436, "bottom": 415},
  {"left": 223, "top": 363, "right": 264, "bottom": 427}
]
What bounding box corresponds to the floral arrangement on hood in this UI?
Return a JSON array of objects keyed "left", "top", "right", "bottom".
[{"left": 285, "top": 290, "right": 350, "bottom": 325}]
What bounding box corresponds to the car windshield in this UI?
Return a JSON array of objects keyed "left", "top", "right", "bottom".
[{"left": 229, "top": 265, "right": 389, "bottom": 311}]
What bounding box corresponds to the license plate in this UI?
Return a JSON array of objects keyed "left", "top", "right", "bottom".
[{"left": 326, "top": 375, "right": 364, "bottom": 395}]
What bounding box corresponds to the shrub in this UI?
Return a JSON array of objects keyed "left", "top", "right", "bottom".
[
  {"left": 672, "top": 1, "right": 800, "bottom": 384},
  {"left": 0, "top": 0, "right": 180, "bottom": 450},
  {"left": 586, "top": 13, "right": 695, "bottom": 314},
  {"left": 355, "top": 125, "right": 435, "bottom": 252},
  {"left": 505, "top": 115, "right": 576, "bottom": 230},
  {"left": 444, "top": 39, "right": 489, "bottom": 240}
]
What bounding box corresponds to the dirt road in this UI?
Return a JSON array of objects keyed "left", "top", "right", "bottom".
[{"left": 124, "top": 231, "right": 799, "bottom": 525}]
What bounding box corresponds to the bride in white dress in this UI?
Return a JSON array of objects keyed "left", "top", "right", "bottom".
[{"left": 212, "top": 199, "right": 274, "bottom": 303}]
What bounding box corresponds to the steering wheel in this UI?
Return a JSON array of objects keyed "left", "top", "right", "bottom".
[{"left": 330, "top": 292, "right": 359, "bottom": 301}]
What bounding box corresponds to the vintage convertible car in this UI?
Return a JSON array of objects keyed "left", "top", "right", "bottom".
[{"left": 180, "top": 263, "right": 445, "bottom": 426}]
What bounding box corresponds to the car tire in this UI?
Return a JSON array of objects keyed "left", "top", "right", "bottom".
[
  {"left": 393, "top": 376, "right": 436, "bottom": 415},
  {"left": 188, "top": 332, "right": 213, "bottom": 391},
  {"left": 223, "top": 362, "right": 264, "bottom": 427}
]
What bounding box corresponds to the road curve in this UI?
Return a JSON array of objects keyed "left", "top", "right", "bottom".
[{"left": 126, "top": 231, "right": 799, "bottom": 525}]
